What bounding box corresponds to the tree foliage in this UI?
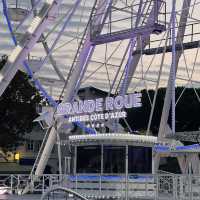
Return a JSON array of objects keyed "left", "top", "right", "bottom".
[{"left": 0, "top": 55, "right": 42, "bottom": 150}]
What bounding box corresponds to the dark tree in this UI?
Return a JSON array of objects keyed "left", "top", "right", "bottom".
[
  {"left": 0, "top": 55, "right": 42, "bottom": 150},
  {"left": 124, "top": 87, "right": 200, "bottom": 135}
]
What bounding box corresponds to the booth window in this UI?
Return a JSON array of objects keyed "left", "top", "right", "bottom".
[
  {"left": 103, "top": 146, "right": 125, "bottom": 173},
  {"left": 77, "top": 146, "right": 101, "bottom": 173},
  {"left": 128, "top": 146, "right": 152, "bottom": 173},
  {"left": 27, "top": 140, "right": 34, "bottom": 151}
]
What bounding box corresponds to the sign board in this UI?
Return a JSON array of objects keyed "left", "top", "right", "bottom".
[{"left": 56, "top": 93, "right": 142, "bottom": 123}]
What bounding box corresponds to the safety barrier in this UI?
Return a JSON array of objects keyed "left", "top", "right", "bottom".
[{"left": 0, "top": 174, "right": 200, "bottom": 199}]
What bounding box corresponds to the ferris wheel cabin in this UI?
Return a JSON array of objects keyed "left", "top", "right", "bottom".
[{"left": 62, "top": 133, "right": 158, "bottom": 199}]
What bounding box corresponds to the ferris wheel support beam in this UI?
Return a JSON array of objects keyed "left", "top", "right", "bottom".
[
  {"left": 34, "top": 39, "right": 94, "bottom": 177},
  {"left": 119, "top": 0, "right": 163, "bottom": 95},
  {"left": 0, "top": 0, "right": 63, "bottom": 97},
  {"left": 34, "top": 0, "right": 112, "bottom": 177},
  {"left": 156, "top": 0, "right": 193, "bottom": 173},
  {"left": 158, "top": 0, "right": 192, "bottom": 139}
]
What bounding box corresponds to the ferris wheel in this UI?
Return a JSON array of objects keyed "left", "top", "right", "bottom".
[{"left": 1, "top": 0, "right": 200, "bottom": 182}]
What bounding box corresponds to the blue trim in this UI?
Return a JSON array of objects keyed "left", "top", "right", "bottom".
[
  {"left": 154, "top": 144, "right": 200, "bottom": 153},
  {"left": 2, "top": 0, "right": 96, "bottom": 135},
  {"left": 176, "top": 144, "right": 200, "bottom": 151},
  {"left": 153, "top": 145, "right": 170, "bottom": 152},
  {"left": 2, "top": 0, "right": 17, "bottom": 45},
  {"left": 68, "top": 175, "right": 153, "bottom": 182}
]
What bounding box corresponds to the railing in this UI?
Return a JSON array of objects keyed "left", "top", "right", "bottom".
[
  {"left": 7, "top": 2, "right": 31, "bottom": 11},
  {"left": 0, "top": 173, "right": 200, "bottom": 199},
  {"left": 0, "top": 174, "right": 61, "bottom": 194},
  {"left": 90, "top": 0, "right": 166, "bottom": 42},
  {"left": 148, "top": 22, "right": 200, "bottom": 49}
]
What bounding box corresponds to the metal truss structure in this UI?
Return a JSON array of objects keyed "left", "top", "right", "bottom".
[{"left": 1, "top": 0, "right": 200, "bottom": 194}]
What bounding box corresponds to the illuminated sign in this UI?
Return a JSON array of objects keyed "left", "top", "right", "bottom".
[{"left": 56, "top": 93, "right": 142, "bottom": 123}]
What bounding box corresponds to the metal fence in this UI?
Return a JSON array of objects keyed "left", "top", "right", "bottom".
[{"left": 0, "top": 173, "right": 200, "bottom": 199}]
